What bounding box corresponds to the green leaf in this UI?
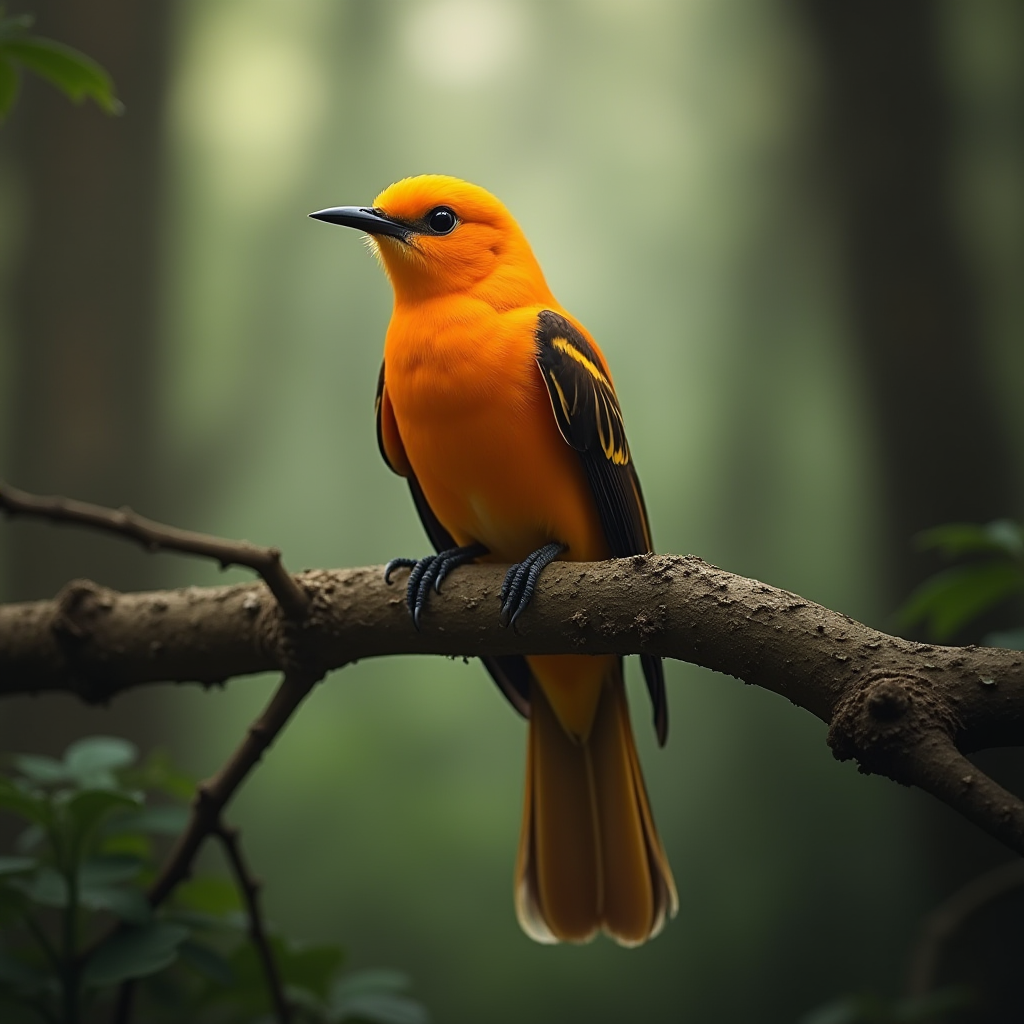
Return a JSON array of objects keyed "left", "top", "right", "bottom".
[
  {"left": 79, "top": 855, "right": 150, "bottom": 923},
  {"left": 0, "top": 856, "right": 36, "bottom": 876},
  {"left": 0, "top": 779, "right": 49, "bottom": 828},
  {"left": 163, "top": 907, "right": 244, "bottom": 934},
  {"left": 330, "top": 971, "right": 426, "bottom": 1024},
  {"left": 83, "top": 921, "right": 190, "bottom": 986},
  {"left": 79, "top": 853, "right": 145, "bottom": 887},
  {"left": 331, "top": 970, "right": 408, "bottom": 1002},
  {"left": 174, "top": 876, "right": 243, "bottom": 916},
  {"left": 65, "top": 788, "right": 141, "bottom": 850},
  {"left": 14, "top": 866, "right": 67, "bottom": 907},
  {"left": 98, "top": 831, "right": 151, "bottom": 860},
  {"left": 217, "top": 937, "right": 345, "bottom": 1017},
  {"left": 984, "top": 626, "right": 1024, "bottom": 651},
  {"left": 123, "top": 749, "right": 196, "bottom": 801},
  {"left": 0, "top": 13, "right": 34, "bottom": 38},
  {"left": 107, "top": 804, "right": 189, "bottom": 836},
  {"left": 1, "top": 37, "right": 121, "bottom": 114},
  {"left": 80, "top": 883, "right": 151, "bottom": 924},
  {"left": 14, "top": 825, "right": 44, "bottom": 853},
  {"left": 64, "top": 736, "right": 137, "bottom": 789},
  {"left": 916, "top": 520, "right": 1024, "bottom": 558},
  {"left": 897, "top": 561, "right": 1024, "bottom": 640},
  {"left": 213, "top": 941, "right": 275, "bottom": 1016},
  {"left": 799, "top": 994, "right": 879, "bottom": 1024},
  {"left": 334, "top": 993, "right": 430, "bottom": 1024},
  {"left": 280, "top": 941, "right": 346, "bottom": 1001},
  {"left": 178, "top": 940, "right": 235, "bottom": 987},
  {"left": 12, "top": 754, "right": 67, "bottom": 785},
  {"left": 0, "top": 56, "right": 18, "bottom": 121}
]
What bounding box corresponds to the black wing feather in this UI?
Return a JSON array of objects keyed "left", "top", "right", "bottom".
[
  {"left": 377, "top": 361, "right": 532, "bottom": 718},
  {"left": 534, "top": 310, "right": 668, "bottom": 744}
]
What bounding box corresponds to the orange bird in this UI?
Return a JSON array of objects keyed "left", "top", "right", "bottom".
[{"left": 311, "top": 175, "right": 677, "bottom": 945}]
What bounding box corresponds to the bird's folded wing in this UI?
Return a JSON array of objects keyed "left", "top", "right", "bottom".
[{"left": 534, "top": 310, "right": 667, "bottom": 744}]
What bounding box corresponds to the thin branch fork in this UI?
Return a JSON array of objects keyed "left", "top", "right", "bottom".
[
  {"left": 0, "top": 480, "right": 309, "bottom": 619},
  {"left": 0, "top": 482, "right": 319, "bottom": 1020},
  {"left": 147, "top": 668, "right": 321, "bottom": 909},
  {"left": 106, "top": 667, "right": 321, "bottom": 1024}
]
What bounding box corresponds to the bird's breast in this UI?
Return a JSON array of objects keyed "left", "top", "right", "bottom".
[{"left": 383, "top": 304, "right": 608, "bottom": 562}]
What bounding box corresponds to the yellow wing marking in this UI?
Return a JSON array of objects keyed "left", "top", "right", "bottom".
[
  {"left": 552, "top": 336, "right": 611, "bottom": 389},
  {"left": 551, "top": 336, "right": 629, "bottom": 465},
  {"left": 548, "top": 372, "right": 572, "bottom": 421}
]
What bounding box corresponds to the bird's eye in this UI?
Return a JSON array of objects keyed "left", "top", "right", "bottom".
[{"left": 426, "top": 206, "right": 457, "bottom": 234}]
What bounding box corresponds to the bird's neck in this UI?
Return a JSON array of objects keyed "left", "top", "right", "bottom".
[{"left": 386, "top": 232, "right": 555, "bottom": 312}]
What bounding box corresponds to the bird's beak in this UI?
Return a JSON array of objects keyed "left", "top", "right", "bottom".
[{"left": 308, "top": 205, "right": 412, "bottom": 242}]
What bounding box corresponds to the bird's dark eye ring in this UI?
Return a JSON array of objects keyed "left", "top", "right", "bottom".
[{"left": 426, "top": 206, "right": 457, "bottom": 234}]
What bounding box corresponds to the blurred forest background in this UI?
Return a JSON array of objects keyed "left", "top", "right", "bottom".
[{"left": 1, "top": 1, "right": 1023, "bottom": 1021}]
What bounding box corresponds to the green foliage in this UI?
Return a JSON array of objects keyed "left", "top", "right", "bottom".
[
  {"left": 0, "top": 737, "right": 429, "bottom": 1024},
  {"left": 0, "top": 7, "right": 122, "bottom": 123},
  {"left": 897, "top": 520, "right": 1024, "bottom": 644},
  {"left": 800, "top": 987, "right": 973, "bottom": 1024}
]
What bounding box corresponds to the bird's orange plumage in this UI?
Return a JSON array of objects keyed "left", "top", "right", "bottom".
[{"left": 336, "top": 174, "right": 676, "bottom": 944}]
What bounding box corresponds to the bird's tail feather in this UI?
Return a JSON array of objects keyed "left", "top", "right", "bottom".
[{"left": 514, "top": 665, "right": 677, "bottom": 946}]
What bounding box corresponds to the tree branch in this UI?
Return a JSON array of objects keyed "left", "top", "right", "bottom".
[
  {"left": 105, "top": 667, "right": 322, "bottom": 1021},
  {"left": 216, "top": 822, "right": 291, "bottom": 1024},
  {"left": 0, "top": 481, "right": 309, "bottom": 619},
  {"left": 146, "top": 668, "right": 322, "bottom": 909},
  {"left": 2, "top": 555, "right": 1023, "bottom": 856}
]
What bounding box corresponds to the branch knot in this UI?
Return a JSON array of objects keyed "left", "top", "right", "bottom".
[
  {"left": 50, "top": 579, "right": 120, "bottom": 704},
  {"left": 827, "top": 672, "right": 959, "bottom": 778}
]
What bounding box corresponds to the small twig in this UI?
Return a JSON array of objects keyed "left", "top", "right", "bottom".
[
  {"left": 0, "top": 480, "right": 309, "bottom": 618},
  {"left": 144, "top": 667, "right": 319, "bottom": 909},
  {"left": 101, "top": 666, "right": 324, "bottom": 1021},
  {"left": 905, "top": 859, "right": 1024, "bottom": 996},
  {"left": 146, "top": 667, "right": 321, "bottom": 909},
  {"left": 216, "top": 823, "right": 290, "bottom": 1024}
]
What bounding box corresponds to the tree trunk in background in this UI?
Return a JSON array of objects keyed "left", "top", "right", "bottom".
[
  {"left": 798, "top": 0, "right": 1020, "bottom": 606},
  {"left": 0, "top": 1, "right": 172, "bottom": 755},
  {"left": 796, "top": 2, "right": 1022, "bottom": 1017}
]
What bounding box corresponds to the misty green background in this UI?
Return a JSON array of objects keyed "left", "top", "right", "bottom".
[{"left": 4, "top": 1, "right": 1024, "bottom": 1022}]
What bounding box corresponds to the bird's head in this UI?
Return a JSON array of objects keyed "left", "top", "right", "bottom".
[{"left": 310, "top": 175, "right": 551, "bottom": 307}]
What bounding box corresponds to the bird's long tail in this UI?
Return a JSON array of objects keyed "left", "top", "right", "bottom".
[{"left": 514, "top": 664, "right": 677, "bottom": 945}]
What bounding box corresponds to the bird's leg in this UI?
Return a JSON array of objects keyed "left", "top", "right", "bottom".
[
  {"left": 384, "top": 543, "right": 488, "bottom": 629},
  {"left": 498, "top": 542, "right": 568, "bottom": 628}
]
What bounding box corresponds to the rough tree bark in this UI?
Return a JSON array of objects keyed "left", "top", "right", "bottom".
[
  {"left": 2, "top": 556, "right": 1022, "bottom": 860},
  {"left": 796, "top": 0, "right": 1021, "bottom": 609}
]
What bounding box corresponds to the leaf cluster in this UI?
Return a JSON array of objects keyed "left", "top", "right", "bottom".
[
  {"left": 897, "top": 520, "right": 1024, "bottom": 647},
  {"left": 0, "top": 737, "right": 428, "bottom": 1024},
  {"left": 0, "top": 7, "right": 122, "bottom": 123}
]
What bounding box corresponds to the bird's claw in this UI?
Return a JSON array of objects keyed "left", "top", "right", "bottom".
[
  {"left": 498, "top": 542, "right": 567, "bottom": 629},
  {"left": 384, "top": 557, "right": 417, "bottom": 585},
  {"left": 384, "top": 544, "right": 488, "bottom": 629}
]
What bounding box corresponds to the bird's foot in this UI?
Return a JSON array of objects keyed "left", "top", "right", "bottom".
[
  {"left": 498, "top": 542, "right": 567, "bottom": 628},
  {"left": 384, "top": 543, "right": 488, "bottom": 629}
]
